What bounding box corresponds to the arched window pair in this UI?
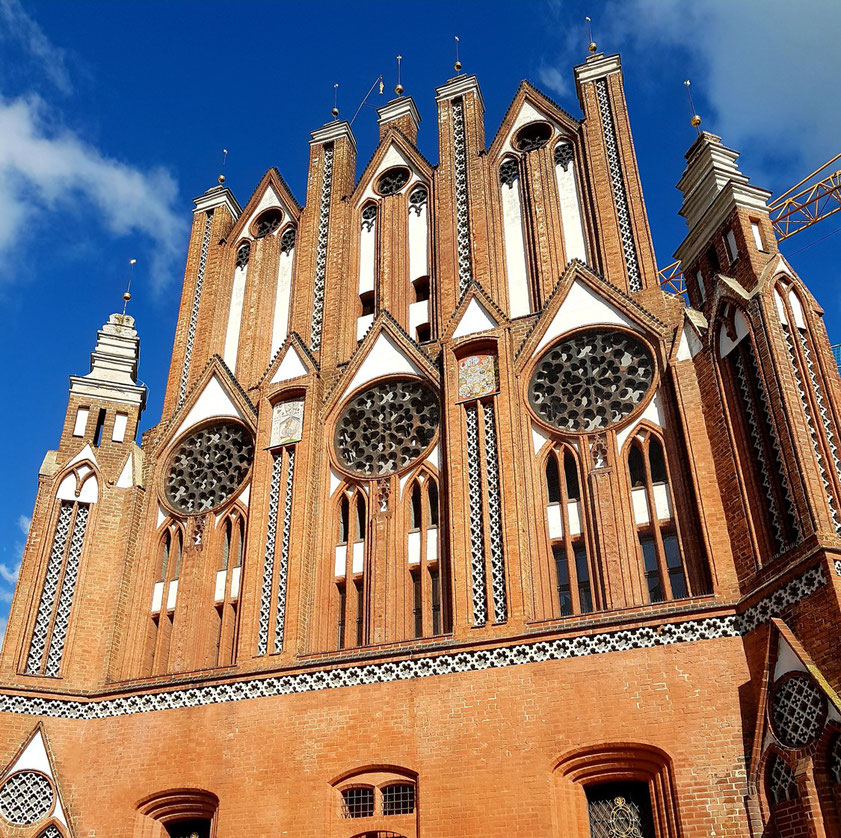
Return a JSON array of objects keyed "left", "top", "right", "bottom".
[
  {"left": 627, "top": 431, "right": 688, "bottom": 602},
  {"left": 147, "top": 523, "right": 183, "bottom": 676},
  {"left": 334, "top": 488, "right": 368, "bottom": 649},
  {"left": 406, "top": 473, "right": 444, "bottom": 638},
  {"left": 543, "top": 446, "right": 593, "bottom": 617},
  {"left": 214, "top": 510, "right": 245, "bottom": 666}
]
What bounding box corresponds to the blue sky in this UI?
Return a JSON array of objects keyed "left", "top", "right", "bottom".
[{"left": 1, "top": 0, "right": 840, "bottom": 635}]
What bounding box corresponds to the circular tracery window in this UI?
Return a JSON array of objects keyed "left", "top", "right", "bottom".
[
  {"left": 771, "top": 673, "right": 827, "bottom": 749},
  {"left": 334, "top": 378, "right": 439, "bottom": 477},
  {"left": 254, "top": 208, "right": 283, "bottom": 238},
  {"left": 165, "top": 421, "right": 254, "bottom": 514},
  {"left": 514, "top": 121, "right": 553, "bottom": 152},
  {"left": 0, "top": 771, "right": 54, "bottom": 825},
  {"left": 528, "top": 329, "right": 655, "bottom": 433},
  {"left": 376, "top": 166, "right": 410, "bottom": 196}
]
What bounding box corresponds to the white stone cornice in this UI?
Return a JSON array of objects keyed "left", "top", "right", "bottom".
[
  {"left": 377, "top": 96, "right": 421, "bottom": 130},
  {"left": 192, "top": 185, "right": 241, "bottom": 219},
  {"left": 435, "top": 74, "right": 484, "bottom": 113},
  {"left": 574, "top": 52, "right": 622, "bottom": 86},
  {"left": 310, "top": 120, "right": 356, "bottom": 149}
]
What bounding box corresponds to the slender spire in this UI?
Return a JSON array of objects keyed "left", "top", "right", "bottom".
[
  {"left": 395, "top": 55, "right": 404, "bottom": 96},
  {"left": 332, "top": 83, "right": 340, "bottom": 119},
  {"left": 121, "top": 258, "right": 137, "bottom": 317},
  {"left": 586, "top": 16, "right": 597, "bottom": 54}
]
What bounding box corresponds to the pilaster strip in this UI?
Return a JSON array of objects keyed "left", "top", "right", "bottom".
[
  {"left": 451, "top": 99, "right": 473, "bottom": 296},
  {"left": 465, "top": 404, "right": 487, "bottom": 626},
  {"left": 482, "top": 404, "right": 507, "bottom": 623},
  {"left": 273, "top": 449, "right": 296, "bottom": 654},
  {"left": 257, "top": 454, "right": 283, "bottom": 656},
  {"left": 310, "top": 144, "right": 334, "bottom": 351}
]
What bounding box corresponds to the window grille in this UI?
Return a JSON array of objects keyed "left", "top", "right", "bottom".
[
  {"left": 586, "top": 782, "right": 655, "bottom": 838},
  {"left": 382, "top": 783, "right": 415, "bottom": 815},
  {"left": 0, "top": 771, "right": 54, "bottom": 825},
  {"left": 766, "top": 753, "right": 797, "bottom": 805},
  {"left": 499, "top": 158, "right": 519, "bottom": 187},
  {"left": 342, "top": 787, "right": 375, "bottom": 818},
  {"left": 254, "top": 208, "right": 283, "bottom": 238},
  {"left": 771, "top": 673, "right": 826, "bottom": 749},
  {"left": 235, "top": 241, "right": 250, "bottom": 270},
  {"left": 376, "top": 167, "right": 410, "bottom": 196},
  {"left": 514, "top": 121, "right": 552, "bottom": 152},
  {"left": 280, "top": 226, "right": 296, "bottom": 254},
  {"left": 554, "top": 142, "right": 574, "bottom": 171}
]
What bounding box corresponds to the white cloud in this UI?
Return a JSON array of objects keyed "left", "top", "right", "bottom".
[
  {"left": 17, "top": 514, "right": 29, "bottom": 537},
  {"left": 0, "top": 616, "right": 7, "bottom": 645},
  {"left": 537, "top": 65, "right": 571, "bottom": 99},
  {"left": 602, "top": 0, "right": 841, "bottom": 180},
  {"left": 0, "top": 0, "right": 71, "bottom": 93},
  {"left": 0, "top": 94, "right": 187, "bottom": 289}
]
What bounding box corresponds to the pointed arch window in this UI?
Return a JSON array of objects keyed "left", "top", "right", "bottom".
[
  {"left": 334, "top": 488, "right": 368, "bottom": 649},
  {"left": 406, "top": 472, "right": 446, "bottom": 638},
  {"left": 358, "top": 202, "right": 378, "bottom": 341},
  {"left": 543, "top": 446, "right": 594, "bottom": 617},
  {"left": 627, "top": 431, "right": 689, "bottom": 603},
  {"left": 553, "top": 140, "right": 588, "bottom": 265},
  {"left": 498, "top": 156, "right": 531, "bottom": 318},
  {"left": 214, "top": 510, "right": 245, "bottom": 666},
  {"left": 147, "top": 523, "right": 183, "bottom": 676}
]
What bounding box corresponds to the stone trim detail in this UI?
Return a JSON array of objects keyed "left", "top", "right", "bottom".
[
  {"left": 178, "top": 210, "right": 213, "bottom": 410},
  {"left": 310, "top": 144, "right": 334, "bottom": 351},
  {"left": 594, "top": 79, "right": 641, "bottom": 292},
  {"left": 483, "top": 404, "right": 507, "bottom": 624},
  {"left": 273, "top": 448, "right": 296, "bottom": 654},
  {"left": 464, "top": 404, "right": 487, "bottom": 626},
  {"left": 0, "top": 565, "right": 825, "bottom": 719}
]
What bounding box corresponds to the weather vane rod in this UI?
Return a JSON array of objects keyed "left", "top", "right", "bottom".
[
  {"left": 684, "top": 79, "right": 702, "bottom": 134},
  {"left": 454, "top": 36, "right": 462, "bottom": 74},
  {"left": 350, "top": 75, "right": 385, "bottom": 127},
  {"left": 395, "top": 55, "right": 404, "bottom": 96},
  {"left": 332, "top": 83, "right": 340, "bottom": 119},
  {"left": 122, "top": 258, "right": 137, "bottom": 317},
  {"left": 586, "top": 16, "right": 597, "bottom": 54},
  {"left": 218, "top": 148, "right": 228, "bottom": 185}
]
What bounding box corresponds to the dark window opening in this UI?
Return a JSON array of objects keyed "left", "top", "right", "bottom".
[
  {"left": 412, "top": 572, "right": 423, "bottom": 638},
  {"left": 413, "top": 276, "right": 430, "bottom": 303},
  {"left": 415, "top": 323, "right": 431, "bottom": 344},
  {"left": 553, "top": 544, "right": 572, "bottom": 616},
  {"left": 546, "top": 457, "right": 561, "bottom": 504},
  {"left": 628, "top": 444, "right": 645, "bottom": 488},
  {"left": 355, "top": 496, "right": 366, "bottom": 541},
  {"left": 339, "top": 496, "right": 350, "bottom": 543},
  {"left": 410, "top": 484, "right": 422, "bottom": 529},
  {"left": 564, "top": 451, "right": 581, "bottom": 500},
  {"left": 360, "top": 290, "right": 375, "bottom": 317},
  {"left": 640, "top": 535, "right": 663, "bottom": 603},
  {"left": 254, "top": 207, "right": 283, "bottom": 238},
  {"left": 430, "top": 567, "right": 441, "bottom": 635},
  {"left": 648, "top": 437, "right": 668, "bottom": 483},
  {"left": 337, "top": 584, "right": 346, "bottom": 649},
  {"left": 166, "top": 820, "right": 212, "bottom": 838},
  {"left": 662, "top": 533, "right": 687, "bottom": 599},
  {"left": 574, "top": 543, "right": 593, "bottom": 614},
  {"left": 382, "top": 784, "right": 416, "bottom": 816},
  {"left": 514, "top": 121, "right": 553, "bottom": 152},
  {"left": 586, "top": 782, "right": 655, "bottom": 838},
  {"left": 342, "top": 787, "right": 375, "bottom": 819},
  {"left": 428, "top": 482, "right": 439, "bottom": 526},
  {"left": 355, "top": 581, "right": 364, "bottom": 646},
  {"left": 706, "top": 244, "right": 720, "bottom": 274},
  {"left": 93, "top": 408, "right": 106, "bottom": 447}
]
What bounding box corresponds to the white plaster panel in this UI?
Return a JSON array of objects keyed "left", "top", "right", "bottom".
[
  {"left": 555, "top": 160, "right": 587, "bottom": 264},
  {"left": 335, "top": 544, "right": 347, "bottom": 577},
  {"left": 751, "top": 220, "right": 765, "bottom": 252},
  {"left": 10, "top": 730, "right": 53, "bottom": 777},
  {"left": 677, "top": 324, "right": 703, "bottom": 361},
  {"left": 352, "top": 541, "right": 364, "bottom": 575},
  {"left": 270, "top": 249, "right": 294, "bottom": 360},
  {"left": 632, "top": 487, "right": 650, "bottom": 525},
  {"left": 116, "top": 455, "right": 133, "bottom": 488},
  {"left": 426, "top": 527, "right": 438, "bottom": 562},
  {"left": 329, "top": 468, "right": 343, "bottom": 497},
  {"left": 176, "top": 375, "right": 244, "bottom": 438},
  {"left": 427, "top": 444, "right": 439, "bottom": 471},
  {"left": 358, "top": 223, "right": 376, "bottom": 294},
  {"left": 718, "top": 309, "right": 750, "bottom": 358},
  {"left": 653, "top": 483, "right": 672, "bottom": 520},
  {"left": 230, "top": 566, "right": 241, "bottom": 599},
  {"left": 242, "top": 186, "right": 285, "bottom": 234},
  {"left": 773, "top": 636, "right": 808, "bottom": 680},
  {"left": 408, "top": 202, "right": 429, "bottom": 281},
  {"left": 532, "top": 423, "right": 551, "bottom": 455},
  {"left": 409, "top": 300, "right": 429, "bottom": 333},
  {"left": 616, "top": 393, "right": 665, "bottom": 454},
  {"left": 502, "top": 101, "right": 561, "bottom": 149},
  {"left": 357, "top": 314, "right": 375, "bottom": 341},
  {"left": 774, "top": 289, "right": 789, "bottom": 324},
  {"left": 546, "top": 503, "right": 563, "bottom": 539},
  {"left": 272, "top": 346, "right": 308, "bottom": 383},
  {"left": 223, "top": 264, "right": 248, "bottom": 371},
  {"left": 408, "top": 530, "right": 421, "bottom": 565},
  {"left": 358, "top": 144, "right": 422, "bottom": 205},
  {"left": 696, "top": 270, "right": 706, "bottom": 303},
  {"left": 156, "top": 505, "right": 167, "bottom": 529},
  {"left": 239, "top": 485, "right": 250, "bottom": 509},
  {"left": 73, "top": 406, "right": 89, "bottom": 437},
  {"left": 788, "top": 290, "right": 807, "bottom": 329},
  {"left": 68, "top": 444, "right": 98, "bottom": 468},
  {"left": 112, "top": 412, "right": 128, "bottom": 442},
  {"left": 501, "top": 177, "right": 531, "bottom": 318},
  {"left": 166, "top": 580, "right": 178, "bottom": 611},
  {"left": 453, "top": 298, "right": 496, "bottom": 339},
  {"left": 151, "top": 581, "right": 164, "bottom": 613},
  {"left": 214, "top": 569, "right": 226, "bottom": 602},
  {"left": 536, "top": 279, "right": 639, "bottom": 355},
  {"left": 567, "top": 500, "right": 581, "bottom": 536},
  {"left": 345, "top": 333, "right": 423, "bottom": 396}
]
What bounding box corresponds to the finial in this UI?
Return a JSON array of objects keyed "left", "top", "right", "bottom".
[
  {"left": 684, "top": 80, "right": 702, "bottom": 133},
  {"left": 218, "top": 148, "right": 228, "bottom": 185},
  {"left": 586, "top": 16, "right": 597, "bottom": 53},
  {"left": 454, "top": 36, "right": 462, "bottom": 73},
  {"left": 332, "top": 83, "right": 340, "bottom": 119},
  {"left": 121, "top": 258, "right": 137, "bottom": 316},
  {"left": 395, "top": 55, "right": 404, "bottom": 96}
]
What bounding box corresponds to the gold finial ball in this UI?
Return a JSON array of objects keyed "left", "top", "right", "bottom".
[
  {"left": 691, "top": 114, "right": 702, "bottom": 127},
  {"left": 454, "top": 60, "right": 462, "bottom": 72},
  {"left": 331, "top": 106, "right": 339, "bottom": 118},
  {"left": 588, "top": 41, "right": 598, "bottom": 53},
  {"left": 395, "top": 83, "right": 404, "bottom": 96},
  {"left": 218, "top": 174, "right": 226, "bottom": 184},
  {"left": 123, "top": 291, "right": 132, "bottom": 302}
]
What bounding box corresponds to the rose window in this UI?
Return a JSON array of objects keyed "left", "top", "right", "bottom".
[
  {"left": 528, "top": 329, "right": 654, "bottom": 433},
  {"left": 771, "top": 673, "right": 827, "bottom": 749},
  {"left": 165, "top": 421, "right": 254, "bottom": 514},
  {"left": 0, "top": 771, "right": 54, "bottom": 825},
  {"left": 514, "top": 121, "right": 552, "bottom": 152},
  {"left": 334, "top": 378, "right": 439, "bottom": 477},
  {"left": 376, "top": 166, "right": 410, "bottom": 196}
]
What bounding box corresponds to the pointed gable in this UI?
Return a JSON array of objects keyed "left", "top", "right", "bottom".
[
  {"left": 442, "top": 281, "right": 506, "bottom": 342},
  {"left": 352, "top": 129, "right": 433, "bottom": 208},
  {"left": 261, "top": 332, "right": 319, "bottom": 386},
  {"left": 226, "top": 168, "right": 301, "bottom": 244}
]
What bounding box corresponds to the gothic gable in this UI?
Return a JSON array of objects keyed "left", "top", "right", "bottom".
[
  {"left": 442, "top": 281, "right": 506, "bottom": 342},
  {"left": 226, "top": 167, "right": 301, "bottom": 245}
]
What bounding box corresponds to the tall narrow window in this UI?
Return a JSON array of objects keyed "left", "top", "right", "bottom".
[
  {"left": 215, "top": 511, "right": 245, "bottom": 667},
  {"left": 627, "top": 433, "right": 689, "bottom": 603},
  {"left": 334, "top": 488, "right": 367, "bottom": 650},
  {"left": 499, "top": 157, "right": 531, "bottom": 318},
  {"left": 357, "top": 202, "right": 377, "bottom": 341},
  {"left": 543, "top": 446, "right": 594, "bottom": 618},
  {"left": 148, "top": 524, "right": 183, "bottom": 676},
  {"left": 404, "top": 472, "right": 447, "bottom": 639}
]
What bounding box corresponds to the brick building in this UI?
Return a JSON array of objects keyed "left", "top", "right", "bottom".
[{"left": 1, "top": 49, "right": 841, "bottom": 837}]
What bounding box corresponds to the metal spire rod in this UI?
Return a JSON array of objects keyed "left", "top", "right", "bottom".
[
  {"left": 349, "top": 75, "right": 384, "bottom": 127},
  {"left": 122, "top": 258, "right": 137, "bottom": 316}
]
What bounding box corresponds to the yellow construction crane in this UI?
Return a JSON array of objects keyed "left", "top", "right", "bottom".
[{"left": 659, "top": 152, "right": 841, "bottom": 295}]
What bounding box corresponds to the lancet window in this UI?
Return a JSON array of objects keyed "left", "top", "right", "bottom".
[
  {"left": 498, "top": 155, "right": 531, "bottom": 318},
  {"left": 148, "top": 523, "right": 183, "bottom": 676},
  {"left": 627, "top": 431, "right": 689, "bottom": 603},
  {"left": 334, "top": 488, "right": 368, "bottom": 649},
  {"left": 214, "top": 510, "right": 245, "bottom": 666},
  {"left": 543, "top": 446, "right": 594, "bottom": 617}
]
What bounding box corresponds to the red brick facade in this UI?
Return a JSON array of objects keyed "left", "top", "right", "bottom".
[{"left": 1, "top": 52, "right": 841, "bottom": 837}]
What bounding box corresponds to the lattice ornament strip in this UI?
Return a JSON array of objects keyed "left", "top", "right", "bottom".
[
  {"left": 178, "top": 210, "right": 213, "bottom": 409},
  {"left": 45, "top": 504, "right": 89, "bottom": 677},
  {"left": 25, "top": 502, "right": 73, "bottom": 675},
  {"left": 595, "top": 79, "right": 642, "bottom": 292},
  {"left": 465, "top": 404, "right": 487, "bottom": 626},
  {"left": 310, "top": 144, "right": 334, "bottom": 351},
  {"left": 482, "top": 404, "right": 507, "bottom": 623},
  {"left": 273, "top": 448, "right": 296, "bottom": 654},
  {"left": 257, "top": 454, "right": 283, "bottom": 656},
  {"left": 451, "top": 99, "right": 473, "bottom": 296}
]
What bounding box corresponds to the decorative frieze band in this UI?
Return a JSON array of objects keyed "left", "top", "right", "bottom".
[
  {"left": 451, "top": 98, "right": 473, "bottom": 297},
  {"left": 1, "top": 565, "right": 825, "bottom": 720},
  {"left": 310, "top": 144, "right": 334, "bottom": 352},
  {"left": 464, "top": 404, "right": 487, "bottom": 626}
]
